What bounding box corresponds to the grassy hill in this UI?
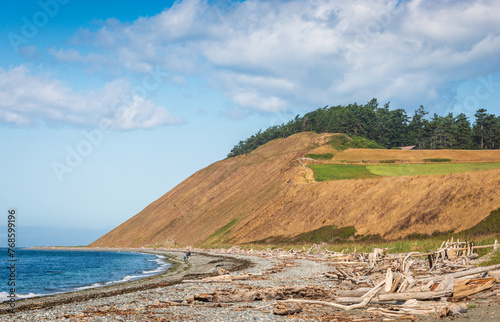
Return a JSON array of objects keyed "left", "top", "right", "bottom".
[{"left": 91, "top": 133, "right": 500, "bottom": 248}]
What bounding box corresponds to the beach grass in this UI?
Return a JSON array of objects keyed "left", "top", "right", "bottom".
[
  {"left": 237, "top": 208, "right": 500, "bottom": 264},
  {"left": 238, "top": 234, "right": 499, "bottom": 263},
  {"left": 200, "top": 218, "right": 239, "bottom": 247}
]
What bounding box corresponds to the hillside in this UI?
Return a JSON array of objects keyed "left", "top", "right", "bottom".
[{"left": 91, "top": 133, "right": 500, "bottom": 248}]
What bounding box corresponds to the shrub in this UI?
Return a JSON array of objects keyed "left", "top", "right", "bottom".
[
  {"left": 306, "top": 153, "right": 334, "bottom": 160},
  {"left": 424, "top": 158, "right": 451, "bottom": 162},
  {"left": 329, "top": 134, "right": 384, "bottom": 151}
]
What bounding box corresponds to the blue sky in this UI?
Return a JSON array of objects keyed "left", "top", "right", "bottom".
[{"left": 1, "top": 0, "right": 500, "bottom": 246}]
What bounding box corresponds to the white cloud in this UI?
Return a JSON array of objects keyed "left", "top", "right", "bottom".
[
  {"left": 0, "top": 66, "right": 183, "bottom": 129},
  {"left": 232, "top": 90, "right": 287, "bottom": 112},
  {"left": 109, "top": 95, "right": 183, "bottom": 130},
  {"left": 48, "top": 0, "right": 500, "bottom": 114}
]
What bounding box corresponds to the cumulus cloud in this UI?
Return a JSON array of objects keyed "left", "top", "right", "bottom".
[
  {"left": 0, "top": 66, "right": 183, "bottom": 129},
  {"left": 108, "top": 95, "right": 182, "bottom": 130},
  {"left": 49, "top": 0, "right": 500, "bottom": 114}
]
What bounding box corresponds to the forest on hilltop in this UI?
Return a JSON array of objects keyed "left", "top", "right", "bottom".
[{"left": 228, "top": 99, "right": 500, "bottom": 157}]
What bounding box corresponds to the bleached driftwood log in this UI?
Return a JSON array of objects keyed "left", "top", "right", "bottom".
[
  {"left": 384, "top": 268, "right": 393, "bottom": 293},
  {"left": 279, "top": 280, "right": 385, "bottom": 311},
  {"left": 418, "top": 264, "right": 500, "bottom": 283},
  {"left": 377, "top": 290, "right": 453, "bottom": 301},
  {"left": 273, "top": 302, "right": 302, "bottom": 315},
  {"left": 453, "top": 277, "right": 497, "bottom": 298},
  {"left": 337, "top": 288, "right": 372, "bottom": 297}
]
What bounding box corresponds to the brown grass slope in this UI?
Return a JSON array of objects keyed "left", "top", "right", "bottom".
[{"left": 91, "top": 133, "right": 500, "bottom": 248}]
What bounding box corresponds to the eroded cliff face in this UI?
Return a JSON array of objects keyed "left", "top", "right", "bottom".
[{"left": 91, "top": 132, "right": 500, "bottom": 248}]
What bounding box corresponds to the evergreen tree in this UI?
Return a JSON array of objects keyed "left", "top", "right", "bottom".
[
  {"left": 227, "top": 100, "right": 498, "bottom": 157},
  {"left": 454, "top": 113, "right": 473, "bottom": 149},
  {"left": 474, "top": 108, "right": 488, "bottom": 149},
  {"left": 483, "top": 114, "right": 499, "bottom": 149},
  {"left": 408, "top": 105, "right": 429, "bottom": 149}
]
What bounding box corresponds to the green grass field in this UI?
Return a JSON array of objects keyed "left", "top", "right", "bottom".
[
  {"left": 308, "top": 164, "right": 380, "bottom": 181},
  {"left": 367, "top": 162, "right": 500, "bottom": 177},
  {"left": 309, "top": 162, "right": 500, "bottom": 181}
]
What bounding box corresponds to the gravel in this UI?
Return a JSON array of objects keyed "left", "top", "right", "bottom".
[
  {"left": 1, "top": 251, "right": 350, "bottom": 321},
  {"left": 3, "top": 250, "right": 499, "bottom": 321}
]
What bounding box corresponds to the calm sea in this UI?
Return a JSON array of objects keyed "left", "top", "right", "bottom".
[{"left": 0, "top": 248, "right": 170, "bottom": 302}]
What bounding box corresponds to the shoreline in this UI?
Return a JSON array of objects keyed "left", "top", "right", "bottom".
[
  {"left": 1, "top": 247, "right": 252, "bottom": 315},
  {"left": 3, "top": 247, "right": 499, "bottom": 321}
]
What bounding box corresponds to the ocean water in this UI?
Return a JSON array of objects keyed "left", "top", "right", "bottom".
[{"left": 0, "top": 248, "right": 170, "bottom": 302}]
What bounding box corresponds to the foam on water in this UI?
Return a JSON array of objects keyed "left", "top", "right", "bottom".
[
  {"left": 0, "top": 250, "right": 170, "bottom": 302},
  {"left": 0, "top": 291, "right": 48, "bottom": 302}
]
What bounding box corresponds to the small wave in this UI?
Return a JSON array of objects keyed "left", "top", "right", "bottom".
[
  {"left": 67, "top": 257, "right": 170, "bottom": 292},
  {"left": 142, "top": 256, "right": 170, "bottom": 274},
  {"left": 0, "top": 291, "right": 48, "bottom": 303},
  {"left": 73, "top": 283, "right": 103, "bottom": 291},
  {"left": 119, "top": 274, "right": 144, "bottom": 282},
  {"left": 0, "top": 252, "right": 171, "bottom": 302}
]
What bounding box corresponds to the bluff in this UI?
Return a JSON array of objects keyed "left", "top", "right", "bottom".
[{"left": 91, "top": 132, "right": 500, "bottom": 248}]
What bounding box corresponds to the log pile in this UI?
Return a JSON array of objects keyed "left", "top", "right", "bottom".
[{"left": 176, "top": 240, "right": 500, "bottom": 318}]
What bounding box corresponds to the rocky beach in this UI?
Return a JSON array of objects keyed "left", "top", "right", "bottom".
[{"left": 1, "top": 247, "right": 499, "bottom": 321}]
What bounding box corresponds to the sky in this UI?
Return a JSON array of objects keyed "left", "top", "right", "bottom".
[{"left": 1, "top": 0, "right": 500, "bottom": 247}]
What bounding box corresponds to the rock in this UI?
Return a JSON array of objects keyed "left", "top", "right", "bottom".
[
  {"left": 339, "top": 280, "right": 353, "bottom": 290},
  {"left": 218, "top": 268, "right": 230, "bottom": 275},
  {"left": 273, "top": 302, "right": 302, "bottom": 315},
  {"left": 438, "top": 303, "right": 468, "bottom": 317},
  {"left": 448, "top": 303, "right": 468, "bottom": 316},
  {"left": 194, "top": 293, "right": 214, "bottom": 302},
  {"left": 467, "top": 253, "right": 479, "bottom": 260}
]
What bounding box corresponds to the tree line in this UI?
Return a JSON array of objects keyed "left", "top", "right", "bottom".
[{"left": 228, "top": 99, "right": 500, "bottom": 157}]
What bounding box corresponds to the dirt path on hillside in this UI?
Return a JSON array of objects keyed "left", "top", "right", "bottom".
[{"left": 304, "top": 166, "right": 316, "bottom": 183}]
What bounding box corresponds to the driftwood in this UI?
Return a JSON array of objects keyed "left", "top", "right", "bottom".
[
  {"left": 383, "top": 268, "right": 393, "bottom": 293},
  {"left": 280, "top": 280, "right": 385, "bottom": 311},
  {"left": 183, "top": 273, "right": 254, "bottom": 283},
  {"left": 195, "top": 285, "right": 335, "bottom": 303},
  {"left": 377, "top": 290, "right": 453, "bottom": 301},
  {"left": 335, "top": 297, "right": 398, "bottom": 305},
  {"left": 337, "top": 287, "right": 372, "bottom": 297},
  {"left": 273, "top": 302, "right": 302, "bottom": 315},
  {"left": 419, "top": 263, "right": 500, "bottom": 282},
  {"left": 435, "top": 276, "right": 454, "bottom": 292},
  {"left": 453, "top": 277, "right": 497, "bottom": 298},
  {"left": 367, "top": 299, "right": 464, "bottom": 317},
  {"left": 179, "top": 240, "right": 500, "bottom": 317},
  {"left": 367, "top": 307, "right": 437, "bottom": 317},
  {"left": 389, "top": 274, "right": 402, "bottom": 293},
  {"left": 488, "top": 269, "right": 500, "bottom": 277}
]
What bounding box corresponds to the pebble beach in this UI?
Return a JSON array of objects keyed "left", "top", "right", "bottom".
[{"left": 2, "top": 248, "right": 499, "bottom": 321}]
